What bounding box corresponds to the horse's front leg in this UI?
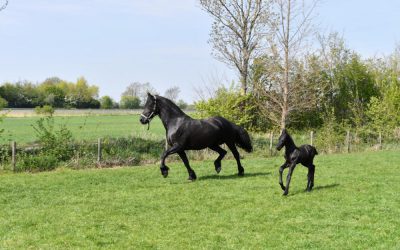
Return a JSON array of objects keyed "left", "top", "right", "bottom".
[
  {"left": 283, "top": 163, "right": 297, "bottom": 196},
  {"left": 279, "top": 162, "right": 289, "bottom": 191},
  {"left": 160, "top": 144, "right": 182, "bottom": 178}
]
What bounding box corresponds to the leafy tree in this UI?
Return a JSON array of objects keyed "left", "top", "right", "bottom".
[
  {"left": 100, "top": 96, "right": 115, "bottom": 109},
  {"left": 120, "top": 95, "right": 140, "bottom": 109}
]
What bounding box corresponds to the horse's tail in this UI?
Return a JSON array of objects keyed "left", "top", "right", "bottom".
[{"left": 233, "top": 125, "right": 253, "bottom": 153}]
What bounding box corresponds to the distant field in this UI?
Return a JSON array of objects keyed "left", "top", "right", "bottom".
[
  {"left": 0, "top": 151, "right": 399, "bottom": 248},
  {"left": 0, "top": 115, "right": 166, "bottom": 144}
]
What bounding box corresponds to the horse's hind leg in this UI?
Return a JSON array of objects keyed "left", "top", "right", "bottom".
[
  {"left": 178, "top": 151, "right": 197, "bottom": 181},
  {"left": 306, "top": 164, "right": 315, "bottom": 192},
  {"left": 226, "top": 143, "right": 244, "bottom": 176},
  {"left": 209, "top": 145, "right": 227, "bottom": 174}
]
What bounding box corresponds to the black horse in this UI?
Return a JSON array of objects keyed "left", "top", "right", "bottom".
[
  {"left": 139, "top": 93, "right": 253, "bottom": 180},
  {"left": 276, "top": 129, "right": 318, "bottom": 195}
]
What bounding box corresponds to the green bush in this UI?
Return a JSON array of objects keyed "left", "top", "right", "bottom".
[
  {"left": 35, "top": 105, "right": 55, "bottom": 116},
  {"left": 195, "top": 85, "right": 260, "bottom": 131},
  {"left": 15, "top": 153, "right": 58, "bottom": 172}
]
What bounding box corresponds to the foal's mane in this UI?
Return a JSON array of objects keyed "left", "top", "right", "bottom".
[{"left": 283, "top": 129, "right": 296, "bottom": 147}]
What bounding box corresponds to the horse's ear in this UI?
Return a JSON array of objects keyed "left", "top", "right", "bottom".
[{"left": 147, "top": 92, "right": 155, "bottom": 99}]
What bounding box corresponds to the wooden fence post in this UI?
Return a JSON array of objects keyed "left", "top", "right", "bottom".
[
  {"left": 97, "top": 138, "right": 102, "bottom": 163},
  {"left": 269, "top": 131, "right": 274, "bottom": 156},
  {"left": 11, "top": 141, "right": 16, "bottom": 172},
  {"left": 378, "top": 131, "right": 382, "bottom": 150},
  {"left": 346, "top": 130, "right": 350, "bottom": 153},
  {"left": 310, "top": 131, "right": 314, "bottom": 146}
]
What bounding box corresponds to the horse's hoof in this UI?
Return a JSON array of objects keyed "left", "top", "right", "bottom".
[
  {"left": 238, "top": 171, "right": 244, "bottom": 177},
  {"left": 215, "top": 167, "right": 221, "bottom": 174},
  {"left": 282, "top": 192, "right": 288, "bottom": 196}
]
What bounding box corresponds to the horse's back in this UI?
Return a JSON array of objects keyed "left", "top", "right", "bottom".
[{"left": 175, "top": 116, "right": 236, "bottom": 149}]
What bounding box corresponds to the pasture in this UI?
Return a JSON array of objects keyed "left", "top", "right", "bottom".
[
  {"left": 1, "top": 151, "right": 399, "bottom": 249},
  {"left": 0, "top": 114, "right": 166, "bottom": 144}
]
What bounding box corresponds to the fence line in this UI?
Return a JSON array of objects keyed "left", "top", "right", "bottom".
[{"left": 1, "top": 130, "right": 398, "bottom": 172}]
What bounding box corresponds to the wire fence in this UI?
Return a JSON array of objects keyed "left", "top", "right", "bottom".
[{"left": 0, "top": 129, "right": 399, "bottom": 172}]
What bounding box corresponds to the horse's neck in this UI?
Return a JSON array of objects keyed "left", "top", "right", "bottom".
[{"left": 158, "top": 102, "right": 190, "bottom": 131}]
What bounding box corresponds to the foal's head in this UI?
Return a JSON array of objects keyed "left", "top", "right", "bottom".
[
  {"left": 276, "top": 129, "right": 290, "bottom": 151},
  {"left": 140, "top": 92, "right": 159, "bottom": 124}
]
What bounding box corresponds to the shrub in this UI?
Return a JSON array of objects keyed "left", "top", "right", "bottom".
[
  {"left": 195, "top": 85, "right": 260, "bottom": 131},
  {"left": 35, "top": 105, "right": 55, "bottom": 116},
  {"left": 15, "top": 153, "right": 58, "bottom": 172}
]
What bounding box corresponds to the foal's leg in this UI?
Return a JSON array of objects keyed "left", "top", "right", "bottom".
[
  {"left": 306, "top": 164, "right": 315, "bottom": 191},
  {"left": 209, "top": 145, "right": 227, "bottom": 174},
  {"left": 178, "top": 151, "right": 197, "bottom": 181},
  {"left": 279, "top": 162, "right": 289, "bottom": 191},
  {"left": 226, "top": 143, "right": 244, "bottom": 176},
  {"left": 283, "top": 163, "right": 296, "bottom": 196},
  {"left": 160, "top": 144, "right": 182, "bottom": 178}
]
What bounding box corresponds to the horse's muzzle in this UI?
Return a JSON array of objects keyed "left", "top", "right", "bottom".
[{"left": 140, "top": 116, "right": 149, "bottom": 124}]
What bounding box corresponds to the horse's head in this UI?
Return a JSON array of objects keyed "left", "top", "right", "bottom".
[
  {"left": 140, "top": 92, "right": 158, "bottom": 125},
  {"left": 276, "top": 129, "right": 288, "bottom": 151}
]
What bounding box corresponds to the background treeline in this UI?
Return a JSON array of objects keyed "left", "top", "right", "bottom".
[
  {"left": 0, "top": 77, "right": 100, "bottom": 109},
  {"left": 0, "top": 78, "right": 189, "bottom": 110},
  {"left": 195, "top": 34, "right": 400, "bottom": 138}
]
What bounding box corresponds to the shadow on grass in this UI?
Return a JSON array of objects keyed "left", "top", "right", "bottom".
[
  {"left": 199, "top": 172, "right": 270, "bottom": 181},
  {"left": 313, "top": 183, "right": 340, "bottom": 191}
]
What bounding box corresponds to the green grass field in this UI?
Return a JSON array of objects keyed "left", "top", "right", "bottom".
[
  {"left": 1, "top": 115, "right": 166, "bottom": 144},
  {"left": 1, "top": 151, "right": 399, "bottom": 249}
]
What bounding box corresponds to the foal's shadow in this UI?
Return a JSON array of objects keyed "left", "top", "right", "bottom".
[{"left": 199, "top": 172, "right": 270, "bottom": 181}]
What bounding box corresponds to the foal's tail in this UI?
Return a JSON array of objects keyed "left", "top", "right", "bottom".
[
  {"left": 233, "top": 125, "right": 253, "bottom": 153},
  {"left": 312, "top": 146, "right": 318, "bottom": 155}
]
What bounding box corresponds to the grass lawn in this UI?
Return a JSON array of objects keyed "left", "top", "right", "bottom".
[
  {"left": 0, "top": 115, "right": 166, "bottom": 144},
  {"left": 0, "top": 151, "right": 399, "bottom": 249}
]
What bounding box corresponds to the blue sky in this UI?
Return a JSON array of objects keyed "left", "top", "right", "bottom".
[{"left": 0, "top": 0, "right": 399, "bottom": 103}]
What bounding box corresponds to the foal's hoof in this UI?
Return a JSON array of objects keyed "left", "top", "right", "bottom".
[
  {"left": 282, "top": 192, "right": 288, "bottom": 196},
  {"left": 238, "top": 171, "right": 244, "bottom": 177},
  {"left": 215, "top": 167, "right": 221, "bottom": 174},
  {"left": 161, "top": 167, "right": 169, "bottom": 178},
  {"left": 188, "top": 176, "right": 197, "bottom": 181}
]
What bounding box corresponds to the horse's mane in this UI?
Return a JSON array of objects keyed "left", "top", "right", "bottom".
[{"left": 156, "top": 95, "right": 187, "bottom": 117}]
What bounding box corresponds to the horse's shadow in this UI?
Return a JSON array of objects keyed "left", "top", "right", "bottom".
[
  {"left": 199, "top": 172, "right": 270, "bottom": 181},
  {"left": 312, "top": 183, "right": 340, "bottom": 191}
]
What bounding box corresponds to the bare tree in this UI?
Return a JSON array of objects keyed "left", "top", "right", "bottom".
[
  {"left": 255, "top": 0, "right": 319, "bottom": 129},
  {"left": 164, "top": 86, "right": 180, "bottom": 102},
  {"left": 0, "top": 0, "right": 8, "bottom": 12},
  {"left": 199, "top": 0, "right": 271, "bottom": 94},
  {"left": 122, "top": 82, "right": 157, "bottom": 105}
]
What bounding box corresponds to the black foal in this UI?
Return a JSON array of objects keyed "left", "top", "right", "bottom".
[{"left": 276, "top": 129, "right": 318, "bottom": 195}]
